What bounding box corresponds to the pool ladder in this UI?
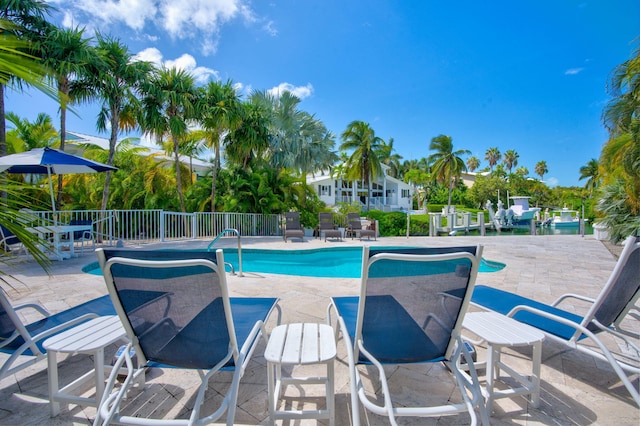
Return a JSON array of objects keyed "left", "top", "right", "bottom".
[{"left": 208, "top": 228, "right": 243, "bottom": 277}]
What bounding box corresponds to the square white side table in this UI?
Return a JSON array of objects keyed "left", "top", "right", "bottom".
[
  {"left": 264, "top": 323, "right": 336, "bottom": 426},
  {"left": 43, "top": 315, "right": 127, "bottom": 416},
  {"left": 462, "top": 311, "right": 545, "bottom": 414}
]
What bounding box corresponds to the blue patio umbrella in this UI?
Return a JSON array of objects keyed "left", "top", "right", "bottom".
[{"left": 0, "top": 147, "right": 117, "bottom": 221}]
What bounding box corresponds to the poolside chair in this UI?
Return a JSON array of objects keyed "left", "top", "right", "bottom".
[
  {"left": 67, "top": 219, "right": 95, "bottom": 255},
  {"left": 95, "top": 248, "right": 281, "bottom": 426},
  {"left": 346, "top": 213, "right": 376, "bottom": 240},
  {"left": 471, "top": 234, "right": 640, "bottom": 407},
  {"left": 0, "top": 290, "right": 115, "bottom": 382},
  {"left": 318, "top": 212, "right": 342, "bottom": 241},
  {"left": 327, "top": 245, "right": 489, "bottom": 426},
  {"left": 283, "top": 211, "right": 304, "bottom": 242},
  {"left": 0, "top": 224, "right": 24, "bottom": 254}
]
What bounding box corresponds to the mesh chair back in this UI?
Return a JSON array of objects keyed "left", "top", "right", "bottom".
[
  {"left": 69, "top": 219, "right": 93, "bottom": 239},
  {"left": 102, "top": 251, "right": 236, "bottom": 370},
  {"left": 347, "top": 213, "right": 362, "bottom": 230},
  {"left": 319, "top": 212, "right": 335, "bottom": 230},
  {"left": 589, "top": 236, "right": 640, "bottom": 331},
  {"left": 285, "top": 212, "right": 301, "bottom": 230},
  {"left": 359, "top": 246, "right": 479, "bottom": 364},
  {"left": 0, "top": 225, "right": 20, "bottom": 246},
  {"left": 0, "top": 290, "right": 18, "bottom": 340}
]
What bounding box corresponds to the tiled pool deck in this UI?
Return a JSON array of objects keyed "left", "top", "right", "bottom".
[{"left": 0, "top": 234, "right": 638, "bottom": 425}]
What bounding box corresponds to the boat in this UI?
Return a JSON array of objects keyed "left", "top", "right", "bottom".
[
  {"left": 486, "top": 196, "right": 541, "bottom": 230},
  {"left": 549, "top": 206, "right": 583, "bottom": 228}
]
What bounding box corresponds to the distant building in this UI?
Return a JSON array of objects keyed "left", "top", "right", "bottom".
[
  {"left": 459, "top": 170, "right": 490, "bottom": 188},
  {"left": 65, "top": 131, "right": 212, "bottom": 179},
  {"left": 307, "top": 163, "right": 415, "bottom": 211}
]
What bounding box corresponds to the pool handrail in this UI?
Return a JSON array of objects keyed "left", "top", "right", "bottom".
[{"left": 208, "top": 229, "right": 243, "bottom": 277}]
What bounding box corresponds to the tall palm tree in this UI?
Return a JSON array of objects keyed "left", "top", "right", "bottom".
[
  {"left": 466, "top": 156, "right": 480, "bottom": 172},
  {"left": 428, "top": 134, "right": 470, "bottom": 210},
  {"left": 340, "top": 120, "right": 384, "bottom": 211},
  {"left": 515, "top": 166, "right": 529, "bottom": 176},
  {"left": 503, "top": 149, "right": 519, "bottom": 173},
  {"left": 225, "top": 100, "right": 271, "bottom": 169},
  {"left": 484, "top": 147, "right": 501, "bottom": 171},
  {"left": 5, "top": 111, "right": 57, "bottom": 153},
  {"left": 534, "top": 160, "right": 548, "bottom": 182},
  {"left": 198, "top": 79, "right": 241, "bottom": 212},
  {"left": 140, "top": 66, "right": 198, "bottom": 213},
  {"left": 38, "top": 25, "right": 96, "bottom": 209},
  {"left": 379, "top": 137, "right": 403, "bottom": 178},
  {"left": 72, "top": 33, "right": 153, "bottom": 212},
  {"left": 0, "top": 0, "right": 51, "bottom": 156},
  {"left": 579, "top": 158, "right": 600, "bottom": 196}
]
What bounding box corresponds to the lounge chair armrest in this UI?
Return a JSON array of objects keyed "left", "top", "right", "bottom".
[
  {"left": 551, "top": 293, "right": 596, "bottom": 307},
  {"left": 13, "top": 302, "right": 50, "bottom": 317}
]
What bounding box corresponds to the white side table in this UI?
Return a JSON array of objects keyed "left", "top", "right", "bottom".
[
  {"left": 462, "top": 311, "right": 545, "bottom": 414},
  {"left": 264, "top": 323, "right": 336, "bottom": 426},
  {"left": 43, "top": 315, "right": 127, "bottom": 416}
]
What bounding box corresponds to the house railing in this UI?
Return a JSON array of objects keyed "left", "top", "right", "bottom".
[{"left": 20, "top": 210, "right": 282, "bottom": 245}]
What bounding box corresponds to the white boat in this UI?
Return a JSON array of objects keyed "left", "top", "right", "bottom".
[
  {"left": 486, "top": 196, "right": 541, "bottom": 230},
  {"left": 550, "top": 206, "right": 583, "bottom": 228}
]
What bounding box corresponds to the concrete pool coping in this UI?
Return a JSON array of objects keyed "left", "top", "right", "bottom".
[{"left": 0, "top": 234, "right": 638, "bottom": 425}]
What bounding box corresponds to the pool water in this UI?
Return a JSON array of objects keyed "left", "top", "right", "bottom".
[{"left": 83, "top": 246, "right": 505, "bottom": 278}]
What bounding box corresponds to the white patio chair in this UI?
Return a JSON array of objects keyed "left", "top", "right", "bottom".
[{"left": 328, "top": 245, "right": 488, "bottom": 425}]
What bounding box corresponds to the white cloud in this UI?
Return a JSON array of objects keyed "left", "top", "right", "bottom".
[
  {"left": 546, "top": 177, "right": 559, "bottom": 187},
  {"left": 564, "top": 68, "right": 584, "bottom": 75},
  {"left": 134, "top": 48, "right": 219, "bottom": 84},
  {"left": 53, "top": 0, "right": 263, "bottom": 56},
  {"left": 267, "top": 83, "right": 314, "bottom": 100},
  {"left": 57, "top": 0, "right": 157, "bottom": 31}
]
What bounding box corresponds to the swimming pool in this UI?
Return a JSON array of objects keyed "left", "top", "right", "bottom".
[{"left": 83, "top": 246, "right": 505, "bottom": 278}]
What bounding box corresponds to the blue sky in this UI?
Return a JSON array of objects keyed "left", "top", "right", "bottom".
[{"left": 6, "top": 0, "right": 640, "bottom": 187}]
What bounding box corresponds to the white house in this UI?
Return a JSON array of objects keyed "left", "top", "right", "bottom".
[{"left": 307, "top": 164, "right": 415, "bottom": 211}]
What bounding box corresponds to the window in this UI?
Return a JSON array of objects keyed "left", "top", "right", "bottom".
[
  {"left": 401, "top": 189, "right": 411, "bottom": 198},
  {"left": 318, "top": 185, "right": 331, "bottom": 196}
]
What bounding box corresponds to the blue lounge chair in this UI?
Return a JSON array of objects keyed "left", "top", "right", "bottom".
[
  {"left": 95, "top": 248, "right": 281, "bottom": 426},
  {"left": 0, "top": 291, "right": 115, "bottom": 382},
  {"left": 471, "top": 235, "right": 640, "bottom": 406},
  {"left": 328, "top": 245, "right": 488, "bottom": 425}
]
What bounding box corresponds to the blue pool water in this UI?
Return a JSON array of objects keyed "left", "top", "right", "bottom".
[{"left": 83, "top": 246, "right": 505, "bottom": 278}]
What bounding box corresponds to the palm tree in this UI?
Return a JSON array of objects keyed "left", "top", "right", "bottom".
[
  {"left": 579, "top": 159, "right": 600, "bottom": 196},
  {"left": 0, "top": 0, "right": 52, "bottom": 156},
  {"left": 503, "top": 149, "right": 519, "bottom": 173},
  {"left": 225, "top": 100, "right": 271, "bottom": 169},
  {"left": 340, "top": 120, "right": 384, "bottom": 211},
  {"left": 515, "top": 166, "right": 529, "bottom": 176},
  {"left": 38, "top": 25, "right": 96, "bottom": 209},
  {"left": 534, "top": 160, "right": 548, "bottom": 182},
  {"left": 72, "top": 33, "right": 153, "bottom": 212},
  {"left": 484, "top": 147, "right": 501, "bottom": 171},
  {"left": 428, "top": 134, "right": 470, "bottom": 210},
  {"left": 139, "top": 66, "right": 198, "bottom": 213},
  {"left": 379, "top": 137, "right": 403, "bottom": 178},
  {"left": 5, "top": 111, "right": 57, "bottom": 153},
  {"left": 466, "top": 156, "right": 480, "bottom": 172},
  {"left": 198, "top": 79, "right": 241, "bottom": 212}
]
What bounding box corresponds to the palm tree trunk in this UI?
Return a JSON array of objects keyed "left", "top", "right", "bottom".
[
  {"left": 210, "top": 144, "right": 219, "bottom": 213},
  {"left": 173, "top": 136, "right": 186, "bottom": 213}
]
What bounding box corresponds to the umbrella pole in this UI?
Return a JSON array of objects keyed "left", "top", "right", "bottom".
[{"left": 47, "top": 166, "right": 57, "bottom": 225}]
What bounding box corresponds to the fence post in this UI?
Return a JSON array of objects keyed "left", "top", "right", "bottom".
[{"left": 160, "top": 210, "right": 165, "bottom": 242}]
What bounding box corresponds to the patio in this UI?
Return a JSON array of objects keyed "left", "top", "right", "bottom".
[{"left": 0, "top": 235, "right": 638, "bottom": 425}]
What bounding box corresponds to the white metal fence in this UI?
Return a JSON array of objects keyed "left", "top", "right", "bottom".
[{"left": 24, "top": 210, "right": 283, "bottom": 244}]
